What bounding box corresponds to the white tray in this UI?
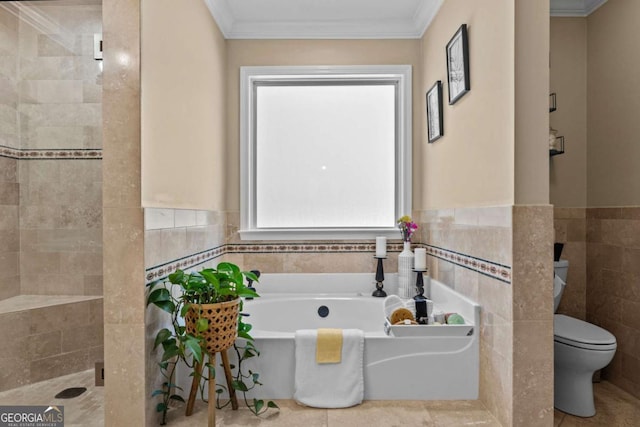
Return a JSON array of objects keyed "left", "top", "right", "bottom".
[{"left": 384, "top": 318, "right": 474, "bottom": 337}]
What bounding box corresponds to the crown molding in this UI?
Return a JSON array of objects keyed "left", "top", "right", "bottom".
[
  {"left": 550, "top": 0, "right": 608, "bottom": 17},
  {"left": 204, "top": 0, "right": 444, "bottom": 40},
  {"left": 203, "top": 0, "right": 233, "bottom": 38},
  {"left": 413, "top": 0, "right": 444, "bottom": 37}
]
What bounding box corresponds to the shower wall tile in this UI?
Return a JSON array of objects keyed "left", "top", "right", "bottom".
[
  {"left": 18, "top": 159, "right": 102, "bottom": 296},
  {"left": 0, "top": 298, "right": 103, "bottom": 391},
  {"left": 0, "top": 156, "right": 19, "bottom": 302},
  {"left": 587, "top": 207, "right": 640, "bottom": 401},
  {"left": 0, "top": 6, "right": 18, "bottom": 151},
  {"left": 0, "top": 0, "right": 104, "bottom": 394}
]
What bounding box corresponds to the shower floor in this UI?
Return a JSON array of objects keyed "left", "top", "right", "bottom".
[{"left": 0, "top": 369, "right": 103, "bottom": 427}]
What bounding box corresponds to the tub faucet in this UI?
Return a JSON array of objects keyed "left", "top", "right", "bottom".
[{"left": 246, "top": 269, "right": 260, "bottom": 300}]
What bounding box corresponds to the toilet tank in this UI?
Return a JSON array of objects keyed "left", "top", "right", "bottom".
[{"left": 554, "top": 260, "right": 569, "bottom": 283}]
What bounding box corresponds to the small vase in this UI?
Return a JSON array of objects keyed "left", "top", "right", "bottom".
[{"left": 398, "top": 241, "right": 415, "bottom": 298}]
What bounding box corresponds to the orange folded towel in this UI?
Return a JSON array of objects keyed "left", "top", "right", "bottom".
[{"left": 316, "top": 328, "right": 343, "bottom": 364}]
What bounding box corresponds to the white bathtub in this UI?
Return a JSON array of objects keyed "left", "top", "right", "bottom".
[{"left": 222, "top": 273, "right": 481, "bottom": 400}]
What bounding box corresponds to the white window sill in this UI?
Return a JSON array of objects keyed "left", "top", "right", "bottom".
[{"left": 238, "top": 228, "right": 401, "bottom": 241}]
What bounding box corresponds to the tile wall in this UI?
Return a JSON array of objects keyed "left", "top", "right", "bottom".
[
  {"left": 223, "top": 211, "right": 391, "bottom": 275},
  {"left": 418, "top": 205, "right": 554, "bottom": 427},
  {"left": 0, "top": 298, "right": 103, "bottom": 392},
  {"left": 19, "top": 160, "right": 103, "bottom": 296},
  {"left": 0, "top": 1, "right": 104, "bottom": 392},
  {"left": 511, "top": 206, "right": 554, "bottom": 426},
  {"left": 0, "top": 6, "right": 20, "bottom": 301},
  {"left": 553, "top": 207, "right": 640, "bottom": 401},
  {"left": 0, "top": 4, "right": 19, "bottom": 151},
  {"left": 0, "top": 156, "right": 19, "bottom": 301},
  {"left": 144, "top": 207, "right": 226, "bottom": 425},
  {"left": 587, "top": 207, "right": 640, "bottom": 400},
  {"left": 418, "top": 206, "right": 514, "bottom": 426},
  {"left": 102, "top": 0, "right": 145, "bottom": 422},
  {"left": 0, "top": 1, "right": 104, "bottom": 299},
  {"left": 553, "top": 207, "right": 587, "bottom": 319}
]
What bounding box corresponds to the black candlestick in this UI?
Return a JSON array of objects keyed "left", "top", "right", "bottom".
[
  {"left": 413, "top": 269, "right": 428, "bottom": 323},
  {"left": 372, "top": 257, "right": 387, "bottom": 297},
  {"left": 413, "top": 269, "right": 427, "bottom": 300}
]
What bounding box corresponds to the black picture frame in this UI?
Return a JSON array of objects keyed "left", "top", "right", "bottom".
[
  {"left": 446, "top": 24, "right": 470, "bottom": 105},
  {"left": 426, "top": 81, "right": 443, "bottom": 143}
]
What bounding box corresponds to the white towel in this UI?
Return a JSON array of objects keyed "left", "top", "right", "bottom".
[{"left": 294, "top": 329, "right": 364, "bottom": 408}]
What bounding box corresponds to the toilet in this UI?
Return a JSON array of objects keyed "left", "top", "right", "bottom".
[{"left": 553, "top": 260, "right": 617, "bottom": 417}]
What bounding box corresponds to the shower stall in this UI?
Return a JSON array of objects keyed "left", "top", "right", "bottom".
[{"left": 0, "top": 0, "right": 103, "bottom": 391}]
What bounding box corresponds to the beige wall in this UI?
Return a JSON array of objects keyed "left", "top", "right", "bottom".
[
  {"left": 513, "top": 0, "right": 550, "bottom": 205},
  {"left": 587, "top": 0, "right": 640, "bottom": 207},
  {"left": 141, "top": 0, "right": 227, "bottom": 211},
  {"left": 549, "top": 18, "right": 587, "bottom": 207},
  {"left": 225, "top": 39, "right": 422, "bottom": 211},
  {"left": 418, "top": 0, "right": 514, "bottom": 209}
]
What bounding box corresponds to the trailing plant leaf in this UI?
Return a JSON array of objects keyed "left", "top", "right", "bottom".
[
  {"left": 154, "top": 328, "right": 173, "bottom": 350},
  {"left": 196, "top": 317, "right": 209, "bottom": 333},
  {"left": 253, "top": 398, "right": 264, "bottom": 414},
  {"left": 161, "top": 345, "right": 180, "bottom": 362},
  {"left": 267, "top": 401, "right": 279, "bottom": 409},
  {"left": 147, "top": 289, "right": 175, "bottom": 314},
  {"left": 184, "top": 335, "right": 203, "bottom": 364},
  {"left": 232, "top": 380, "right": 249, "bottom": 392}
]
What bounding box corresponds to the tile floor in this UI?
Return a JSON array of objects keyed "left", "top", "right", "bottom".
[
  {"left": 554, "top": 381, "right": 640, "bottom": 427},
  {"left": 0, "top": 370, "right": 639, "bottom": 426},
  {"left": 0, "top": 370, "right": 103, "bottom": 427}
]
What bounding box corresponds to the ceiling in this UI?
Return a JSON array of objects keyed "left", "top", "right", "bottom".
[
  {"left": 550, "top": 0, "right": 608, "bottom": 17},
  {"left": 205, "top": 0, "right": 608, "bottom": 40},
  {"left": 204, "top": 0, "right": 444, "bottom": 39}
]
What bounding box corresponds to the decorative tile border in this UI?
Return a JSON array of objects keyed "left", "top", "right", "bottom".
[
  {"left": 225, "top": 242, "right": 404, "bottom": 254},
  {"left": 146, "top": 245, "right": 226, "bottom": 284},
  {"left": 0, "top": 145, "right": 102, "bottom": 160},
  {"left": 146, "top": 241, "right": 511, "bottom": 285},
  {"left": 421, "top": 243, "right": 512, "bottom": 284}
]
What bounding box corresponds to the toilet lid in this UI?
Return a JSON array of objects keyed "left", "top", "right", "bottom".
[{"left": 554, "top": 315, "right": 617, "bottom": 350}]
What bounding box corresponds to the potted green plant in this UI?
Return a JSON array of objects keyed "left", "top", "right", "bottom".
[{"left": 146, "top": 262, "right": 277, "bottom": 425}]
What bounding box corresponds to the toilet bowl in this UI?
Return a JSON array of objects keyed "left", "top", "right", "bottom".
[{"left": 553, "top": 260, "right": 617, "bottom": 417}]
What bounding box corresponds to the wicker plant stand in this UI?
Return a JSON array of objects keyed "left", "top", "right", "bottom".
[{"left": 184, "top": 298, "right": 240, "bottom": 427}]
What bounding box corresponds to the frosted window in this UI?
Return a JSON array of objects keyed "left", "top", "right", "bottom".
[
  {"left": 239, "top": 65, "right": 412, "bottom": 240},
  {"left": 256, "top": 84, "right": 396, "bottom": 228}
]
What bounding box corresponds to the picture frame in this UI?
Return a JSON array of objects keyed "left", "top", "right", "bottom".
[
  {"left": 446, "top": 24, "right": 470, "bottom": 105},
  {"left": 426, "top": 81, "right": 443, "bottom": 143}
]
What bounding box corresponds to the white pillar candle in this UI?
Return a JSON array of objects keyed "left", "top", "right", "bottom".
[
  {"left": 375, "top": 236, "right": 387, "bottom": 257},
  {"left": 415, "top": 248, "right": 427, "bottom": 269}
]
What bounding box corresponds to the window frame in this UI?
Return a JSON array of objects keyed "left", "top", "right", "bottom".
[{"left": 239, "top": 65, "right": 412, "bottom": 241}]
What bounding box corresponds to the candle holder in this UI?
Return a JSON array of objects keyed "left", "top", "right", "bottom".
[
  {"left": 372, "top": 257, "right": 387, "bottom": 297},
  {"left": 412, "top": 268, "right": 428, "bottom": 300},
  {"left": 413, "top": 269, "right": 428, "bottom": 323}
]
